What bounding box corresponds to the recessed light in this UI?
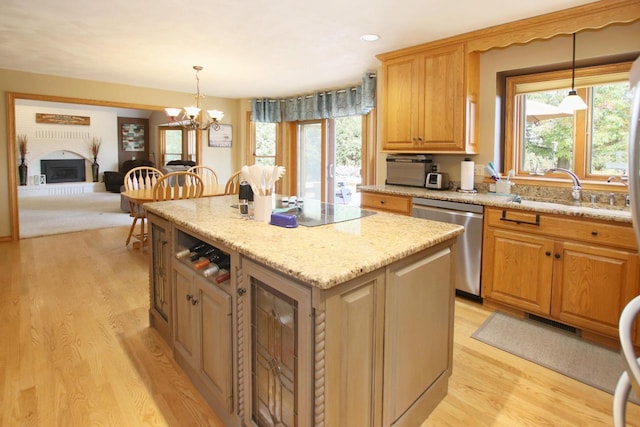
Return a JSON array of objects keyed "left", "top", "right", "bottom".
[{"left": 360, "top": 34, "right": 380, "bottom": 42}]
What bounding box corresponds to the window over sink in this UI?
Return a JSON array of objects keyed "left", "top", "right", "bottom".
[{"left": 504, "top": 61, "right": 633, "bottom": 185}]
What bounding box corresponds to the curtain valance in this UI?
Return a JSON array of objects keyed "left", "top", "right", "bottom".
[{"left": 251, "top": 73, "right": 376, "bottom": 123}]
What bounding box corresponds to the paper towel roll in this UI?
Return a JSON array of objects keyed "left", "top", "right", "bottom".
[{"left": 460, "top": 159, "right": 475, "bottom": 191}]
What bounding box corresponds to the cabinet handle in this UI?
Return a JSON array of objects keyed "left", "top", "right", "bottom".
[
  {"left": 500, "top": 210, "right": 540, "bottom": 226},
  {"left": 591, "top": 230, "right": 598, "bottom": 236},
  {"left": 186, "top": 294, "right": 193, "bottom": 301},
  {"left": 191, "top": 298, "right": 199, "bottom": 306},
  {"left": 545, "top": 251, "right": 551, "bottom": 257},
  {"left": 554, "top": 254, "right": 561, "bottom": 259},
  {"left": 379, "top": 200, "right": 385, "bottom": 205},
  {"left": 237, "top": 288, "right": 247, "bottom": 296}
]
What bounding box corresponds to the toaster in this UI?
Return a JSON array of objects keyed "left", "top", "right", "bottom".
[{"left": 425, "top": 172, "right": 450, "bottom": 190}]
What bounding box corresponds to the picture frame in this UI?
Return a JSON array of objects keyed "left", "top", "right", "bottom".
[
  {"left": 209, "top": 124, "right": 232, "bottom": 148},
  {"left": 121, "top": 122, "right": 145, "bottom": 152}
]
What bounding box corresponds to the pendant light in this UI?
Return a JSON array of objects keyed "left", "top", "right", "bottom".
[{"left": 559, "top": 33, "right": 588, "bottom": 113}]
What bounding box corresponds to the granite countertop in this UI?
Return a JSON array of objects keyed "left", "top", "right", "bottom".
[
  {"left": 145, "top": 195, "right": 463, "bottom": 290},
  {"left": 359, "top": 185, "right": 633, "bottom": 225}
]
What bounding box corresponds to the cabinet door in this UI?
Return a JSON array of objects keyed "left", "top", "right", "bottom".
[
  {"left": 384, "top": 246, "right": 452, "bottom": 426},
  {"left": 382, "top": 55, "right": 420, "bottom": 151},
  {"left": 482, "top": 228, "right": 554, "bottom": 315},
  {"left": 419, "top": 43, "right": 464, "bottom": 150},
  {"left": 551, "top": 242, "right": 640, "bottom": 338},
  {"left": 197, "top": 280, "right": 233, "bottom": 412},
  {"left": 240, "top": 259, "right": 313, "bottom": 427},
  {"left": 173, "top": 265, "right": 196, "bottom": 366},
  {"left": 151, "top": 221, "right": 170, "bottom": 320}
]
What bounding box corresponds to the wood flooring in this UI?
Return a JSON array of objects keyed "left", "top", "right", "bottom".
[{"left": 1, "top": 226, "right": 639, "bottom": 426}]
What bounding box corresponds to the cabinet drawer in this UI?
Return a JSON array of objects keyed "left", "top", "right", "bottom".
[
  {"left": 486, "top": 207, "right": 636, "bottom": 250},
  {"left": 361, "top": 192, "right": 412, "bottom": 215}
]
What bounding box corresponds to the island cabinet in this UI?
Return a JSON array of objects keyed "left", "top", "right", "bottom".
[
  {"left": 237, "top": 243, "right": 454, "bottom": 427},
  {"left": 378, "top": 42, "right": 479, "bottom": 154},
  {"left": 482, "top": 207, "right": 640, "bottom": 347},
  {"left": 148, "top": 212, "right": 172, "bottom": 344},
  {"left": 145, "top": 195, "right": 461, "bottom": 427}
]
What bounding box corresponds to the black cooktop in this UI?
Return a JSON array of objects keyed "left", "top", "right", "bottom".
[{"left": 276, "top": 201, "right": 377, "bottom": 227}]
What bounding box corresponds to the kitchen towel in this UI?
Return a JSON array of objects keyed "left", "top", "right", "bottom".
[{"left": 460, "top": 159, "right": 474, "bottom": 190}]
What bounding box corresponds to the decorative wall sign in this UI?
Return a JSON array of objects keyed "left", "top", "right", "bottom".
[
  {"left": 209, "top": 124, "right": 232, "bottom": 147},
  {"left": 122, "top": 123, "right": 145, "bottom": 151},
  {"left": 35, "top": 113, "right": 90, "bottom": 125}
]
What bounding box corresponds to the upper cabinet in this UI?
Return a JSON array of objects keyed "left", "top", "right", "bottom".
[{"left": 379, "top": 43, "right": 479, "bottom": 154}]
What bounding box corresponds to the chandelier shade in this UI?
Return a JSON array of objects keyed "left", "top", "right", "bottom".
[{"left": 165, "top": 66, "right": 224, "bottom": 131}]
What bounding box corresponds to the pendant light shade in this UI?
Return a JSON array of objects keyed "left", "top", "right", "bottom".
[{"left": 559, "top": 33, "right": 587, "bottom": 113}]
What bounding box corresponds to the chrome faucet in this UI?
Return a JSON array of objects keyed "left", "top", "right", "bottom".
[
  {"left": 607, "top": 175, "right": 630, "bottom": 207},
  {"left": 545, "top": 168, "right": 582, "bottom": 203}
]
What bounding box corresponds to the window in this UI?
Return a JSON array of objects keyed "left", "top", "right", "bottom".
[
  {"left": 159, "top": 127, "right": 196, "bottom": 165},
  {"left": 505, "top": 62, "right": 633, "bottom": 184},
  {"left": 254, "top": 122, "right": 277, "bottom": 167}
]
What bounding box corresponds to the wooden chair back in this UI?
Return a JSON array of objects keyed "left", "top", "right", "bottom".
[
  {"left": 152, "top": 171, "right": 204, "bottom": 201},
  {"left": 224, "top": 171, "right": 242, "bottom": 195},
  {"left": 124, "top": 166, "right": 163, "bottom": 192},
  {"left": 187, "top": 165, "right": 219, "bottom": 186}
]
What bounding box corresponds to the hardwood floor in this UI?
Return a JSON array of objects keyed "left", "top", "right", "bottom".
[{"left": 1, "top": 226, "right": 638, "bottom": 426}]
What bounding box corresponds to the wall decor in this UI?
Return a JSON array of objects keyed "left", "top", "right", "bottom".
[
  {"left": 36, "top": 113, "right": 90, "bottom": 125},
  {"left": 121, "top": 123, "right": 145, "bottom": 152},
  {"left": 209, "top": 124, "right": 232, "bottom": 147}
]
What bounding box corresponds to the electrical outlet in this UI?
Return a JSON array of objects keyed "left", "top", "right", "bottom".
[
  {"left": 474, "top": 163, "right": 485, "bottom": 176},
  {"left": 431, "top": 163, "right": 439, "bottom": 172}
]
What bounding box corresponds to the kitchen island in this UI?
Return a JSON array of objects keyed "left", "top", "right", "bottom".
[{"left": 144, "top": 195, "right": 463, "bottom": 427}]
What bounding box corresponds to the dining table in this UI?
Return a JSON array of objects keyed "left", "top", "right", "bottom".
[{"left": 122, "top": 183, "right": 227, "bottom": 249}]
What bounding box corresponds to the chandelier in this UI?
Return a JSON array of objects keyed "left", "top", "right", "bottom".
[{"left": 165, "top": 66, "right": 224, "bottom": 131}]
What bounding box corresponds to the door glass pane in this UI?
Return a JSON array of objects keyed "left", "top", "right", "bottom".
[
  {"left": 334, "top": 116, "right": 362, "bottom": 206},
  {"left": 251, "top": 278, "right": 297, "bottom": 427},
  {"left": 297, "top": 123, "right": 322, "bottom": 202},
  {"left": 589, "top": 81, "right": 632, "bottom": 176},
  {"left": 521, "top": 91, "right": 574, "bottom": 172}
]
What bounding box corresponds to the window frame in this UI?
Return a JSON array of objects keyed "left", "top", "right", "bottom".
[
  {"left": 158, "top": 126, "right": 196, "bottom": 165},
  {"left": 504, "top": 61, "right": 632, "bottom": 188}
]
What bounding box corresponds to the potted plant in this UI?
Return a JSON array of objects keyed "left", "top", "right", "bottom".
[
  {"left": 17, "top": 134, "right": 27, "bottom": 186},
  {"left": 90, "top": 137, "right": 102, "bottom": 182}
]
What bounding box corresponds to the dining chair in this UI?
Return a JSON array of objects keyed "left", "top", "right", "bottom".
[
  {"left": 152, "top": 171, "right": 204, "bottom": 201},
  {"left": 187, "top": 165, "right": 219, "bottom": 186},
  {"left": 124, "top": 166, "right": 163, "bottom": 247},
  {"left": 613, "top": 295, "right": 640, "bottom": 426},
  {"left": 224, "top": 171, "right": 242, "bottom": 195}
]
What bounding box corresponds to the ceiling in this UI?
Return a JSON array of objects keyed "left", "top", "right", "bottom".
[{"left": 0, "top": 0, "right": 598, "bottom": 100}]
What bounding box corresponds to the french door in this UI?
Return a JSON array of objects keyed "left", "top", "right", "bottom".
[{"left": 297, "top": 116, "right": 362, "bottom": 205}]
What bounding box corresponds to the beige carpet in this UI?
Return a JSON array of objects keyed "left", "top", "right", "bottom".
[
  {"left": 19, "top": 192, "right": 132, "bottom": 238},
  {"left": 473, "top": 311, "right": 638, "bottom": 403}
]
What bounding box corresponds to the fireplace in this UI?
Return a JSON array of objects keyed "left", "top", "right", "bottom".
[{"left": 41, "top": 159, "right": 86, "bottom": 183}]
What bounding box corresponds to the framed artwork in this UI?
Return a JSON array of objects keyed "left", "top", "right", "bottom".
[
  {"left": 122, "top": 123, "right": 145, "bottom": 151},
  {"left": 209, "top": 124, "right": 232, "bottom": 147}
]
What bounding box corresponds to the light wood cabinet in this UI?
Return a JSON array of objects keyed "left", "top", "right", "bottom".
[
  {"left": 379, "top": 42, "right": 479, "bottom": 154},
  {"left": 482, "top": 207, "right": 640, "bottom": 346},
  {"left": 360, "top": 190, "right": 412, "bottom": 215},
  {"left": 173, "top": 260, "right": 234, "bottom": 417},
  {"left": 148, "top": 212, "right": 172, "bottom": 344}
]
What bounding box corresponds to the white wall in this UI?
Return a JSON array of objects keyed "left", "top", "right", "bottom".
[{"left": 15, "top": 100, "right": 155, "bottom": 183}]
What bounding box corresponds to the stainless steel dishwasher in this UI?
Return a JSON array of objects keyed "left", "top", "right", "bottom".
[{"left": 412, "top": 197, "right": 483, "bottom": 299}]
